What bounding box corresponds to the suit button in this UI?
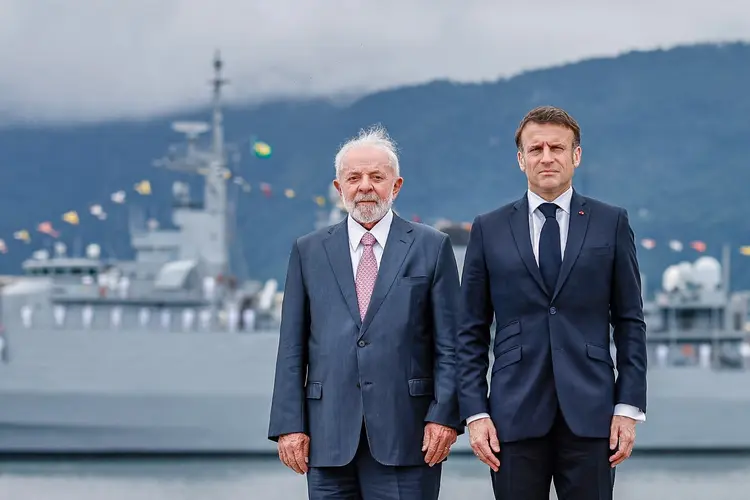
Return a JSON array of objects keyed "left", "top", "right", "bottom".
[
  {"left": 356, "top": 382, "right": 360, "bottom": 388},
  {"left": 358, "top": 340, "right": 366, "bottom": 347},
  {"left": 549, "top": 307, "right": 557, "bottom": 314}
]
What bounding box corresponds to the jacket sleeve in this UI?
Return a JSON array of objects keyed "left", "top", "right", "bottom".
[
  {"left": 267, "top": 239, "right": 310, "bottom": 440},
  {"left": 425, "top": 233, "right": 463, "bottom": 433},
  {"left": 610, "top": 208, "right": 648, "bottom": 414},
  {"left": 455, "top": 216, "right": 495, "bottom": 424}
]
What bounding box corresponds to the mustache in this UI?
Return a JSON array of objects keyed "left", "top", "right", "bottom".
[{"left": 354, "top": 194, "right": 381, "bottom": 203}]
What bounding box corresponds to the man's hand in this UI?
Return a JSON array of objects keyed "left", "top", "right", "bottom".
[
  {"left": 609, "top": 415, "right": 636, "bottom": 467},
  {"left": 422, "top": 423, "right": 457, "bottom": 466},
  {"left": 277, "top": 432, "right": 310, "bottom": 474},
  {"left": 468, "top": 417, "right": 501, "bottom": 472}
]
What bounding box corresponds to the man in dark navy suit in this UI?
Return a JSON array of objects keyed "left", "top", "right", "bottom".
[
  {"left": 268, "top": 125, "right": 463, "bottom": 499},
  {"left": 455, "top": 106, "right": 647, "bottom": 500}
]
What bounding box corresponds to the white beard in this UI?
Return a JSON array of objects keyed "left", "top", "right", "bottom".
[{"left": 342, "top": 191, "right": 393, "bottom": 224}]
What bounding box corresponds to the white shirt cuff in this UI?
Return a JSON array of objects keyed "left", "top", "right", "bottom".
[
  {"left": 466, "top": 412, "right": 490, "bottom": 424},
  {"left": 614, "top": 403, "right": 646, "bottom": 422},
  {"left": 467, "top": 405, "right": 644, "bottom": 426}
]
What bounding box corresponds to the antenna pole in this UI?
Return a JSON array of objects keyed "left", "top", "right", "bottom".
[
  {"left": 211, "top": 50, "right": 228, "bottom": 159},
  {"left": 209, "top": 50, "right": 230, "bottom": 281}
]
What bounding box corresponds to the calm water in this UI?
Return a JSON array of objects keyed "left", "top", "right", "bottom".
[{"left": 1, "top": 455, "right": 749, "bottom": 499}]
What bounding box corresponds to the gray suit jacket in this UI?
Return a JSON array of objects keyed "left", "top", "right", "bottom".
[{"left": 268, "top": 214, "right": 463, "bottom": 467}]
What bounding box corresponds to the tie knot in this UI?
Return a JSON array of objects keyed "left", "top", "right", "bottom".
[
  {"left": 539, "top": 203, "right": 559, "bottom": 219},
  {"left": 361, "top": 232, "right": 376, "bottom": 247}
]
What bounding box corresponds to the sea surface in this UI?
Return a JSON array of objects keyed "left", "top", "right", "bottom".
[{"left": 1, "top": 454, "right": 749, "bottom": 499}]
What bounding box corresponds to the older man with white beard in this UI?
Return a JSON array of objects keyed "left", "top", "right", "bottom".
[{"left": 268, "top": 125, "right": 464, "bottom": 500}]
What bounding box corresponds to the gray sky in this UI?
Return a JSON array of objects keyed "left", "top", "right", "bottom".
[{"left": 1, "top": 0, "right": 749, "bottom": 124}]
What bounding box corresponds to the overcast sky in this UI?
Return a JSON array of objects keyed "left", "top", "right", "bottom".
[{"left": 1, "top": 0, "right": 749, "bottom": 125}]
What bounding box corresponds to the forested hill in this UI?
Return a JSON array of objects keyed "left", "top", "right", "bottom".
[{"left": 1, "top": 41, "right": 749, "bottom": 295}]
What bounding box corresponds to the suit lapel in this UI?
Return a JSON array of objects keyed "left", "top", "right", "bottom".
[
  {"left": 552, "top": 191, "right": 589, "bottom": 301},
  {"left": 510, "top": 194, "right": 549, "bottom": 295},
  {"left": 323, "top": 220, "right": 361, "bottom": 327},
  {"left": 359, "top": 215, "right": 415, "bottom": 340}
]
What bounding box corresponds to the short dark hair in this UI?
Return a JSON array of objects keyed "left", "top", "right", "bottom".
[{"left": 514, "top": 106, "right": 581, "bottom": 150}]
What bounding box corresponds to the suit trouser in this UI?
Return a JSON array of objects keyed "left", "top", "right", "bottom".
[
  {"left": 306, "top": 426, "right": 442, "bottom": 500},
  {"left": 490, "top": 408, "right": 616, "bottom": 500}
]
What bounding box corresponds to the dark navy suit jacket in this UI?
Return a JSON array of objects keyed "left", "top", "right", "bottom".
[
  {"left": 456, "top": 190, "right": 647, "bottom": 442},
  {"left": 268, "top": 213, "right": 463, "bottom": 467}
]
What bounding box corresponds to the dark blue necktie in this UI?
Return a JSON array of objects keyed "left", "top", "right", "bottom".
[{"left": 538, "top": 202, "right": 561, "bottom": 294}]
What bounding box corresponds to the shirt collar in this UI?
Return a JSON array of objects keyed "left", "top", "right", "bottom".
[
  {"left": 527, "top": 186, "right": 573, "bottom": 215},
  {"left": 348, "top": 209, "right": 393, "bottom": 251}
]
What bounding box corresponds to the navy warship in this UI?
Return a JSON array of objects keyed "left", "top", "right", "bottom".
[
  {"left": 0, "top": 53, "right": 284, "bottom": 453},
  {"left": 1, "top": 55, "right": 749, "bottom": 454}
]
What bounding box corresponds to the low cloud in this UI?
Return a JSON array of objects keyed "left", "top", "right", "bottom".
[{"left": 0, "top": 0, "right": 748, "bottom": 124}]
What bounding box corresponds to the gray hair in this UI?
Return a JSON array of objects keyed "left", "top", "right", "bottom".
[{"left": 334, "top": 124, "right": 400, "bottom": 179}]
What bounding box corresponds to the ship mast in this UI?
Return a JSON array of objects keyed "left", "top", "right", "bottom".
[
  {"left": 207, "top": 50, "right": 230, "bottom": 281},
  {"left": 211, "top": 51, "right": 227, "bottom": 162},
  {"left": 152, "top": 50, "right": 231, "bottom": 282}
]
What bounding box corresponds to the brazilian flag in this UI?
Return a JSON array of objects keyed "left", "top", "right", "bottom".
[{"left": 252, "top": 141, "right": 272, "bottom": 158}]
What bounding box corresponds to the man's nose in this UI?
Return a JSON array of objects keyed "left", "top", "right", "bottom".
[
  {"left": 541, "top": 146, "right": 554, "bottom": 163},
  {"left": 358, "top": 176, "right": 373, "bottom": 191}
]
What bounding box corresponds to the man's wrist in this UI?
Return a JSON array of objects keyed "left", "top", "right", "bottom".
[{"left": 466, "top": 412, "right": 490, "bottom": 425}]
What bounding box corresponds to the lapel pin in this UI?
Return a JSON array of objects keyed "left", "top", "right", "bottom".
[{"left": 578, "top": 210, "right": 585, "bottom": 215}]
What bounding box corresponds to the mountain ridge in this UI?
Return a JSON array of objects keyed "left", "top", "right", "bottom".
[{"left": 1, "top": 41, "right": 749, "bottom": 295}]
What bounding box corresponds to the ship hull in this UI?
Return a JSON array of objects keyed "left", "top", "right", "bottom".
[
  {"left": 0, "top": 330, "right": 748, "bottom": 453},
  {"left": 0, "top": 392, "right": 277, "bottom": 453},
  {"left": 1, "top": 386, "right": 748, "bottom": 454},
  {"left": 0, "top": 329, "right": 280, "bottom": 454}
]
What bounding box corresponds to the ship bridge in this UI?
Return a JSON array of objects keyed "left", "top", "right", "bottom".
[{"left": 20, "top": 245, "right": 103, "bottom": 280}]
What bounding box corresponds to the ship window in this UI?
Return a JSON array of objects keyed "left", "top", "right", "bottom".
[
  {"left": 671, "top": 308, "right": 724, "bottom": 331},
  {"left": 675, "top": 309, "right": 696, "bottom": 329}
]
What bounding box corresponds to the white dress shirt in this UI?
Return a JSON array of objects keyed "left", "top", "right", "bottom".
[
  {"left": 466, "top": 187, "right": 645, "bottom": 425},
  {"left": 347, "top": 209, "right": 393, "bottom": 276}
]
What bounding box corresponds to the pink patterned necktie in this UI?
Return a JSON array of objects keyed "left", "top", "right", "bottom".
[{"left": 355, "top": 232, "right": 378, "bottom": 320}]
